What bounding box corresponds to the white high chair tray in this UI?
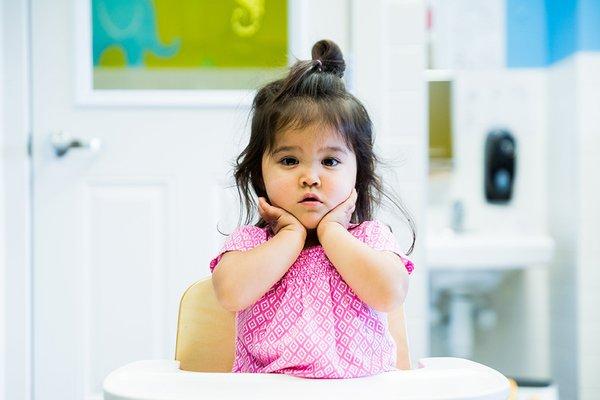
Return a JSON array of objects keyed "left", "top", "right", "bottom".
[{"left": 103, "top": 357, "right": 510, "bottom": 400}]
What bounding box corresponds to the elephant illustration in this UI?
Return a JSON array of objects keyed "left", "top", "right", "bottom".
[{"left": 92, "top": 0, "right": 181, "bottom": 67}]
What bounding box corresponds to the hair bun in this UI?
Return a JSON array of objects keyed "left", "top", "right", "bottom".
[{"left": 311, "top": 39, "right": 346, "bottom": 78}]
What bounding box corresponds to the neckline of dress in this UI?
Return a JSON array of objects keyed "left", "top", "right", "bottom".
[{"left": 301, "top": 245, "right": 322, "bottom": 252}]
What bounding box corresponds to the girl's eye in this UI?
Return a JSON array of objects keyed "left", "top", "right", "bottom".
[
  {"left": 279, "top": 157, "right": 298, "bottom": 166},
  {"left": 323, "top": 158, "right": 340, "bottom": 167}
]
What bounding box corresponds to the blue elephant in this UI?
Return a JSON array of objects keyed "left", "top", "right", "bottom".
[{"left": 92, "top": 0, "right": 181, "bottom": 67}]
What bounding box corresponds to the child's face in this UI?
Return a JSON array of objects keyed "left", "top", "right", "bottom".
[{"left": 261, "top": 124, "right": 357, "bottom": 230}]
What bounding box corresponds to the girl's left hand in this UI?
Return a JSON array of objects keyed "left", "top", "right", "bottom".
[{"left": 316, "top": 188, "right": 358, "bottom": 238}]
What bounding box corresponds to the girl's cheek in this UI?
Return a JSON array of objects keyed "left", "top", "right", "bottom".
[
  {"left": 265, "top": 176, "right": 293, "bottom": 207},
  {"left": 263, "top": 172, "right": 285, "bottom": 190},
  {"left": 270, "top": 177, "right": 291, "bottom": 195}
]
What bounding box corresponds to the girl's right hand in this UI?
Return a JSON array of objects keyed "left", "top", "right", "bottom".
[{"left": 258, "top": 197, "right": 307, "bottom": 238}]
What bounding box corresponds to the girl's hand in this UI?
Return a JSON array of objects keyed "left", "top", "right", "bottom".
[
  {"left": 316, "top": 188, "right": 358, "bottom": 238},
  {"left": 258, "top": 197, "right": 307, "bottom": 238}
]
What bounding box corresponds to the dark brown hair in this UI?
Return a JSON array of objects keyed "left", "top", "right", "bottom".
[{"left": 231, "top": 39, "right": 415, "bottom": 254}]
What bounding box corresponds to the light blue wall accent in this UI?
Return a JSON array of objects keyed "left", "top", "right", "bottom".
[
  {"left": 579, "top": 0, "right": 600, "bottom": 51},
  {"left": 546, "top": 0, "right": 578, "bottom": 64},
  {"left": 506, "top": 0, "right": 547, "bottom": 67},
  {"left": 507, "top": 0, "right": 600, "bottom": 67}
]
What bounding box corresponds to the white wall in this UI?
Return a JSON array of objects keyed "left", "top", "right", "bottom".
[
  {"left": 547, "top": 53, "right": 580, "bottom": 400},
  {"left": 548, "top": 52, "right": 600, "bottom": 400},
  {"left": 576, "top": 52, "right": 600, "bottom": 400}
]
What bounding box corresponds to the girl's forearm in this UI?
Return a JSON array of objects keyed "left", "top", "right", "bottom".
[
  {"left": 319, "top": 223, "right": 409, "bottom": 312},
  {"left": 212, "top": 229, "right": 305, "bottom": 311}
]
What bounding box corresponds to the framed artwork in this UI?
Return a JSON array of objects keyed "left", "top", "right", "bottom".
[{"left": 75, "top": 0, "right": 304, "bottom": 106}]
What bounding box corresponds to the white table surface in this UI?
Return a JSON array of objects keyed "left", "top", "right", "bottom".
[{"left": 103, "top": 357, "right": 510, "bottom": 400}]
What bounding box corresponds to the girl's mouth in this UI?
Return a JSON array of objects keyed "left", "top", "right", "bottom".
[
  {"left": 300, "top": 200, "right": 322, "bottom": 207},
  {"left": 300, "top": 193, "right": 322, "bottom": 203}
]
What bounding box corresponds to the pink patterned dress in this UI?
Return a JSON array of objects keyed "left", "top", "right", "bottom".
[{"left": 209, "top": 220, "right": 414, "bottom": 379}]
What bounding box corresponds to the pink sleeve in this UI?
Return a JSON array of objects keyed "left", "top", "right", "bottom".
[
  {"left": 209, "top": 225, "right": 268, "bottom": 273},
  {"left": 358, "top": 220, "right": 415, "bottom": 275}
]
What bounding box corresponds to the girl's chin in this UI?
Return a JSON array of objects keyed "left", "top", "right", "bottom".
[
  {"left": 298, "top": 221, "right": 318, "bottom": 230},
  {"left": 298, "top": 217, "right": 322, "bottom": 230}
]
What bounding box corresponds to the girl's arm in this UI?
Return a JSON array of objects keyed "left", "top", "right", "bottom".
[
  {"left": 212, "top": 228, "right": 305, "bottom": 312},
  {"left": 318, "top": 222, "right": 409, "bottom": 312}
]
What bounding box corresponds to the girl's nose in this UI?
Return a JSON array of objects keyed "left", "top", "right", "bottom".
[{"left": 299, "top": 169, "right": 321, "bottom": 187}]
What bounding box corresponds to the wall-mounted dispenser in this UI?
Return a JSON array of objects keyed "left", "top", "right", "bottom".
[{"left": 484, "top": 130, "right": 516, "bottom": 203}]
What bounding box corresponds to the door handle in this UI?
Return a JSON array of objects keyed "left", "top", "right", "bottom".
[{"left": 50, "top": 131, "right": 102, "bottom": 158}]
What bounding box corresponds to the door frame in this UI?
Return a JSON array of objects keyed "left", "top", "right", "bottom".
[{"left": 1, "top": 0, "right": 33, "bottom": 399}]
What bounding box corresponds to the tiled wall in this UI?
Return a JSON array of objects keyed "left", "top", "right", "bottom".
[
  {"left": 353, "top": 0, "right": 428, "bottom": 364},
  {"left": 430, "top": 0, "right": 505, "bottom": 70},
  {"left": 383, "top": 0, "right": 428, "bottom": 365},
  {"left": 451, "top": 70, "right": 548, "bottom": 235}
]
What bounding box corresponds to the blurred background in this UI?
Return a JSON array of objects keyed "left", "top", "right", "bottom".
[{"left": 1, "top": 0, "right": 598, "bottom": 399}]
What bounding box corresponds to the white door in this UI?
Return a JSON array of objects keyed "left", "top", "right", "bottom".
[
  {"left": 31, "top": 2, "right": 251, "bottom": 399},
  {"left": 30, "top": 1, "right": 350, "bottom": 399}
]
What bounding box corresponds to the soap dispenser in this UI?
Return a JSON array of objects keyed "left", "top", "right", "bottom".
[{"left": 484, "top": 129, "right": 516, "bottom": 203}]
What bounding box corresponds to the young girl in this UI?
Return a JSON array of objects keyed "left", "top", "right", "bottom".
[{"left": 209, "top": 39, "right": 416, "bottom": 379}]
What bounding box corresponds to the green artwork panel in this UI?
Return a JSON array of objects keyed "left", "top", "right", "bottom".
[
  {"left": 148, "top": 0, "right": 288, "bottom": 68},
  {"left": 92, "top": 0, "right": 289, "bottom": 90}
]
